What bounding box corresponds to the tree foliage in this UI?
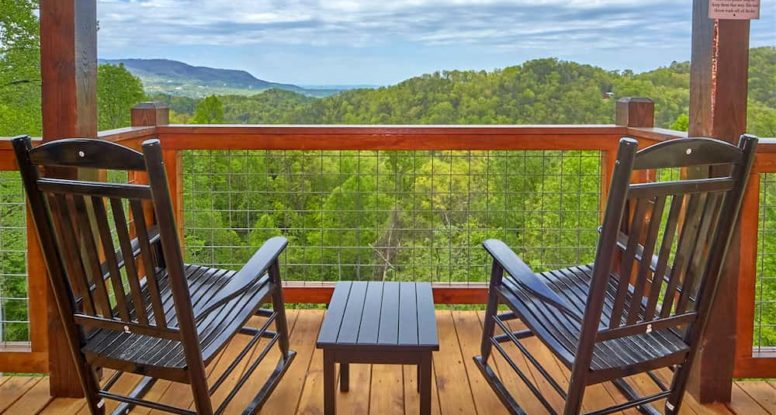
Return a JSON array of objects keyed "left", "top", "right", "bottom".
[
  {"left": 0, "top": 0, "right": 41, "bottom": 137},
  {"left": 193, "top": 95, "right": 225, "bottom": 124},
  {"left": 98, "top": 64, "right": 146, "bottom": 130}
]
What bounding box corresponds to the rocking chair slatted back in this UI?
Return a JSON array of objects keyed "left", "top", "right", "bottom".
[
  {"left": 14, "top": 136, "right": 296, "bottom": 415},
  {"left": 15, "top": 138, "right": 184, "bottom": 338},
  {"left": 593, "top": 136, "right": 757, "bottom": 340},
  {"left": 475, "top": 135, "right": 757, "bottom": 415}
]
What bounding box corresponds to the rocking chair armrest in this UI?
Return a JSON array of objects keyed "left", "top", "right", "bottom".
[
  {"left": 195, "top": 236, "right": 288, "bottom": 321},
  {"left": 483, "top": 239, "right": 582, "bottom": 322}
]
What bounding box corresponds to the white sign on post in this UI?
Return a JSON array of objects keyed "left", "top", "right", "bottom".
[{"left": 709, "top": 0, "right": 761, "bottom": 19}]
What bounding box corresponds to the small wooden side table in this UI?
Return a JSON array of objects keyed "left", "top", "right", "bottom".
[{"left": 316, "top": 281, "right": 439, "bottom": 415}]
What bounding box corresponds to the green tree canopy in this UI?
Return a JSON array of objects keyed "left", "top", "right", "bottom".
[
  {"left": 0, "top": 0, "right": 41, "bottom": 136},
  {"left": 193, "top": 95, "right": 225, "bottom": 124},
  {"left": 97, "top": 64, "right": 146, "bottom": 130}
]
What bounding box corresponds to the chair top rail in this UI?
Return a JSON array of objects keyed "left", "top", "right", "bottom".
[
  {"left": 633, "top": 137, "right": 744, "bottom": 170},
  {"left": 28, "top": 138, "right": 148, "bottom": 171},
  {"left": 36, "top": 178, "right": 152, "bottom": 199},
  {"left": 628, "top": 177, "right": 736, "bottom": 198}
]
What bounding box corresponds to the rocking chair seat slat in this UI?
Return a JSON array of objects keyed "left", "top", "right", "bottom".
[
  {"left": 498, "top": 264, "right": 689, "bottom": 375},
  {"left": 82, "top": 263, "right": 272, "bottom": 380}
]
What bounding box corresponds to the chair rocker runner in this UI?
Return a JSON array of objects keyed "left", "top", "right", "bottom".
[
  {"left": 13, "top": 136, "right": 296, "bottom": 415},
  {"left": 475, "top": 135, "right": 758, "bottom": 415}
]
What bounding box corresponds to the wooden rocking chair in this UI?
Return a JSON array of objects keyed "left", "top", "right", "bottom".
[
  {"left": 475, "top": 135, "right": 757, "bottom": 415},
  {"left": 13, "top": 136, "right": 296, "bottom": 415}
]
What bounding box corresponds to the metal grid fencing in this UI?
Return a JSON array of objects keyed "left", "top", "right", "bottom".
[
  {"left": 756, "top": 173, "right": 776, "bottom": 351},
  {"left": 182, "top": 150, "right": 603, "bottom": 284},
  {"left": 0, "top": 171, "right": 29, "bottom": 347}
]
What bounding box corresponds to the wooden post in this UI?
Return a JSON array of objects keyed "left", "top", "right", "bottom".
[
  {"left": 39, "top": 0, "right": 98, "bottom": 397},
  {"left": 615, "top": 97, "right": 655, "bottom": 129},
  {"left": 687, "top": 0, "right": 751, "bottom": 403},
  {"left": 130, "top": 102, "right": 174, "bottom": 232},
  {"left": 611, "top": 97, "right": 655, "bottom": 198},
  {"left": 132, "top": 102, "right": 170, "bottom": 128}
]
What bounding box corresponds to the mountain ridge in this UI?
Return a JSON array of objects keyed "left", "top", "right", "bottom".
[{"left": 99, "top": 58, "right": 346, "bottom": 98}]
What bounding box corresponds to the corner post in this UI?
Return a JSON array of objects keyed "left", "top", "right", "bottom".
[
  {"left": 607, "top": 97, "right": 655, "bottom": 209},
  {"left": 132, "top": 102, "right": 170, "bottom": 128},
  {"left": 39, "top": 0, "right": 98, "bottom": 397},
  {"left": 687, "top": 0, "right": 750, "bottom": 403},
  {"left": 615, "top": 97, "right": 655, "bottom": 129},
  {"left": 130, "top": 103, "right": 182, "bottom": 241}
]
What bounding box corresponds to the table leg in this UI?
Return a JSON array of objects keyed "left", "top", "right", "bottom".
[
  {"left": 340, "top": 363, "right": 350, "bottom": 392},
  {"left": 417, "top": 364, "right": 421, "bottom": 393},
  {"left": 324, "top": 350, "right": 336, "bottom": 415},
  {"left": 419, "top": 352, "right": 432, "bottom": 415}
]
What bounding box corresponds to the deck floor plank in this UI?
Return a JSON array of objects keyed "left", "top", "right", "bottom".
[
  {"left": 6, "top": 310, "right": 776, "bottom": 415},
  {"left": 4, "top": 377, "right": 52, "bottom": 415},
  {"left": 260, "top": 310, "right": 319, "bottom": 414},
  {"left": 452, "top": 310, "right": 509, "bottom": 415},
  {"left": 403, "top": 362, "right": 442, "bottom": 415},
  {"left": 433, "top": 310, "right": 478, "bottom": 415},
  {"left": 735, "top": 381, "right": 776, "bottom": 413},
  {"left": 476, "top": 310, "right": 550, "bottom": 414},
  {"left": 337, "top": 363, "right": 371, "bottom": 415},
  {"left": 368, "top": 361, "right": 404, "bottom": 415},
  {"left": 294, "top": 347, "right": 325, "bottom": 415},
  {"left": 219, "top": 311, "right": 301, "bottom": 414},
  {"left": 727, "top": 382, "right": 773, "bottom": 415},
  {"left": 0, "top": 376, "right": 40, "bottom": 412}
]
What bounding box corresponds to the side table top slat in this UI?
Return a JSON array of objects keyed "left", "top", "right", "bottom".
[
  {"left": 317, "top": 281, "right": 438, "bottom": 351},
  {"left": 398, "top": 282, "right": 419, "bottom": 345},
  {"left": 336, "top": 281, "right": 368, "bottom": 344},
  {"left": 317, "top": 281, "right": 352, "bottom": 345},
  {"left": 417, "top": 283, "right": 438, "bottom": 347},
  {"left": 357, "top": 281, "right": 384, "bottom": 344},
  {"left": 377, "top": 282, "right": 400, "bottom": 345}
]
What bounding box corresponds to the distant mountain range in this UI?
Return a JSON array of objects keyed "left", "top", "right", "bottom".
[{"left": 99, "top": 58, "right": 370, "bottom": 98}]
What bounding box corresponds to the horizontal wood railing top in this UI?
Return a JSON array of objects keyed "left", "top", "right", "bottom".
[
  {"left": 2, "top": 125, "right": 695, "bottom": 152},
  {"left": 152, "top": 124, "right": 629, "bottom": 151}
]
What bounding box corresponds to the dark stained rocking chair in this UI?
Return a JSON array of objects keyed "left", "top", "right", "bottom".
[
  {"left": 475, "top": 135, "right": 758, "bottom": 415},
  {"left": 12, "top": 136, "right": 296, "bottom": 415}
]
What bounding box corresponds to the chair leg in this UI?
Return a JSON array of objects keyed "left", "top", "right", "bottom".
[
  {"left": 664, "top": 363, "right": 690, "bottom": 415},
  {"left": 563, "top": 365, "right": 587, "bottom": 415},
  {"left": 480, "top": 261, "right": 503, "bottom": 365},
  {"left": 189, "top": 365, "right": 214, "bottom": 415},
  {"left": 269, "top": 261, "right": 292, "bottom": 359},
  {"left": 480, "top": 291, "right": 498, "bottom": 364},
  {"left": 82, "top": 364, "right": 106, "bottom": 415}
]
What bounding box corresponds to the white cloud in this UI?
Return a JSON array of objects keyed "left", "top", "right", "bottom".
[
  {"left": 97, "top": 0, "right": 697, "bottom": 49},
  {"left": 94, "top": 0, "right": 775, "bottom": 83}
]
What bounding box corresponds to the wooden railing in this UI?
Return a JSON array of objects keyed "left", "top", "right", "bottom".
[{"left": 0, "top": 99, "right": 773, "bottom": 380}]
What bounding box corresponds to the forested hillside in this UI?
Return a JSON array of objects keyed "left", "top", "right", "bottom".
[{"left": 160, "top": 48, "right": 775, "bottom": 138}]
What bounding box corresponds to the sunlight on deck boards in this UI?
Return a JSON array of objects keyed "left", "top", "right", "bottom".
[{"left": 1, "top": 310, "right": 774, "bottom": 414}]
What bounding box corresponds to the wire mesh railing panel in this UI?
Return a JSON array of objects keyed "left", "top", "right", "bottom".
[
  {"left": 756, "top": 173, "right": 776, "bottom": 351},
  {"left": 0, "top": 171, "right": 29, "bottom": 347},
  {"left": 182, "top": 150, "right": 602, "bottom": 284}
]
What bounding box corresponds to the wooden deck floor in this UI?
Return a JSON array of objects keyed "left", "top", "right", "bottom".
[{"left": 1, "top": 310, "right": 774, "bottom": 414}]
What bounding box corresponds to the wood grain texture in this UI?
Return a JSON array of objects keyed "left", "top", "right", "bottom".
[
  {"left": 433, "top": 310, "right": 477, "bottom": 415},
  {"left": 154, "top": 125, "right": 625, "bottom": 151},
  {"left": 2, "top": 310, "right": 774, "bottom": 414},
  {"left": 688, "top": 0, "right": 752, "bottom": 401},
  {"left": 615, "top": 97, "right": 655, "bottom": 128},
  {"left": 0, "top": 376, "right": 41, "bottom": 412},
  {"left": 39, "top": 0, "right": 98, "bottom": 397}
]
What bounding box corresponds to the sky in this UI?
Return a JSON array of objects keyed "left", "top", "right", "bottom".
[{"left": 96, "top": 0, "right": 776, "bottom": 86}]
